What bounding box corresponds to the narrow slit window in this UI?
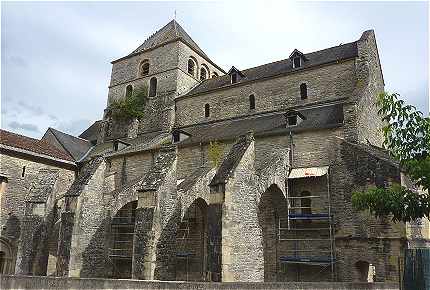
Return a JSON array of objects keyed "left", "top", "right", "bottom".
[
  {"left": 204, "top": 104, "right": 210, "bottom": 118},
  {"left": 300, "top": 83, "right": 307, "bottom": 99},
  {"left": 21, "top": 166, "right": 26, "bottom": 177},
  {"left": 249, "top": 94, "right": 255, "bottom": 110},
  {"left": 149, "top": 77, "right": 157, "bottom": 97},
  {"left": 125, "top": 85, "right": 133, "bottom": 98}
]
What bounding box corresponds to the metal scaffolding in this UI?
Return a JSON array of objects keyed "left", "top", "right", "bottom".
[
  {"left": 278, "top": 166, "right": 336, "bottom": 281},
  {"left": 109, "top": 201, "right": 137, "bottom": 278},
  {"left": 176, "top": 204, "right": 205, "bottom": 281}
]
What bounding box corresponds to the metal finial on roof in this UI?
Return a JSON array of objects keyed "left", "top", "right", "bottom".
[{"left": 173, "top": 10, "right": 178, "bottom": 37}]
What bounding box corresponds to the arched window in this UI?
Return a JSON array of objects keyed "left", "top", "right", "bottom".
[
  {"left": 300, "top": 83, "right": 307, "bottom": 99},
  {"left": 188, "top": 58, "right": 196, "bottom": 76},
  {"left": 212, "top": 72, "right": 219, "bottom": 78},
  {"left": 355, "top": 261, "right": 370, "bottom": 282},
  {"left": 300, "top": 191, "right": 312, "bottom": 214},
  {"left": 149, "top": 77, "right": 157, "bottom": 97},
  {"left": 204, "top": 104, "right": 210, "bottom": 118},
  {"left": 200, "top": 67, "right": 207, "bottom": 81},
  {"left": 249, "top": 94, "right": 255, "bottom": 110},
  {"left": 125, "top": 85, "right": 133, "bottom": 98},
  {"left": 140, "top": 60, "right": 149, "bottom": 76}
]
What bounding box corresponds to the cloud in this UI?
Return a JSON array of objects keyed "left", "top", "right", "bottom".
[
  {"left": 8, "top": 121, "right": 40, "bottom": 133},
  {"left": 56, "top": 119, "right": 92, "bottom": 136},
  {"left": 8, "top": 55, "right": 28, "bottom": 68},
  {"left": 17, "top": 101, "right": 44, "bottom": 116}
]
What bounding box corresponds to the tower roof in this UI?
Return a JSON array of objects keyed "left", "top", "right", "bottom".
[{"left": 131, "top": 20, "right": 208, "bottom": 58}]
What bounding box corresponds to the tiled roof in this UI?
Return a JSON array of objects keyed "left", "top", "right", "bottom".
[
  {"left": 176, "top": 102, "right": 344, "bottom": 146},
  {"left": 79, "top": 120, "right": 101, "bottom": 143},
  {"left": 0, "top": 129, "right": 74, "bottom": 162},
  {"left": 44, "top": 128, "right": 92, "bottom": 161},
  {"left": 185, "top": 41, "right": 358, "bottom": 96},
  {"left": 131, "top": 20, "right": 208, "bottom": 58}
]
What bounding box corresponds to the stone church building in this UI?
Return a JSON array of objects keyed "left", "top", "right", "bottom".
[{"left": 1, "top": 20, "right": 426, "bottom": 283}]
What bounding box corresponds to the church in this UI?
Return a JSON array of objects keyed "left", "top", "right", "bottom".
[{"left": 1, "top": 19, "right": 423, "bottom": 283}]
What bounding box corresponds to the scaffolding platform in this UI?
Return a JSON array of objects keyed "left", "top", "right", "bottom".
[
  {"left": 288, "top": 213, "right": 330, "bottom": 220},
  {"left": 278, "top": 166, "right": 336, "bottom": 280},
  {"left": 279, "top": 256, "right": 335, "bottom": 266}
]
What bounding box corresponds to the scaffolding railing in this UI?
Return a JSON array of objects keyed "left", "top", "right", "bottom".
[{"left": 279, "top": 166, "right": 336, "bottom": 281}]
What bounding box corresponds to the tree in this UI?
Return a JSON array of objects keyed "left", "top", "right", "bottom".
[
  {"left": 110, "top": 86, "right": 148, "bottom": 120},
  {"left": 352, "top": 92, "right": 430, "bottom": 222},
  {"left": 208, "top": 141, "right": 224, "bottom": 168}
]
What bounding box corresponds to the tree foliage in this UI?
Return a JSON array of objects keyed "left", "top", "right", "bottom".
[
  {"left": 352, "top": 92, "right": 430, "bottom": 222},
  {"left": 208, "top": 141, "right": 224, "bottom": 168},
  {"left": 110, "top": 86, "right": 148, "bottom": 120}
]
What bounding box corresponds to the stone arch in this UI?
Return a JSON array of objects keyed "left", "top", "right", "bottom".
[
  {"left": 110, "top": 194, "right": 138, "bottom": 220},
  {"left": 0, "top": 236, "right": 16, "bottom": 274},
  {"left": 179, "top": 168, "right": 215, "bottom": 220},
  {"left": 175, "top": 198, "right": 208, "bottom": 281},
  {"left": 257, "top": 184, "right": 287, "bottom": 282}
]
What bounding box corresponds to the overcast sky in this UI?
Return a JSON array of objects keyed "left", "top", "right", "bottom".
[{"left": 1, "top": 1, "right": 428, "bottom": 138}]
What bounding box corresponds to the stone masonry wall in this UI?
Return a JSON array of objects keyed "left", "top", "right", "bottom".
[
  {"left": 0, "top": 275, "right": 400, "bottom": 290},
  {"left": 68, "top": 161, "right": 110, "bottom": 278},
  {"left": 222, "top": 141, "right": 264, "bottom": 282},
  {"left": 329, "top": 139, "right": 405, "bottom": 282},
  {"left": 354, "top": 30, "right": 385, "bottom": 147},
  {"left": 0, "top": 152, "right": 75, "bottom": 274},
  {"left": 175, "top": 60, "right": 356, "bottom": 127}
]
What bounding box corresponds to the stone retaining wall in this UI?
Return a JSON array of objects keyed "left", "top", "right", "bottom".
[{"left": 0, "top": 275, "right": 399, "bottom": 290}]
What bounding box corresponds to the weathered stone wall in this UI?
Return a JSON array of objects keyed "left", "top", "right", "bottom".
[
  {"left": 354, "top": 31, "right": 385, "bottom": 147},
  {"left": 330, "top": 139, "right": 406, "bottom": 282},
  {"left": 109, "top": 42, "right": 179, "bottom": 89},
  {"left": 0, "top": 275, "right": 400, "bottom": 290},
  {"left": 68, "top": 161, "right": 110, "bottom": 278},
  {"left": 222, "top": 141, "right": 264, "bottom": 282},
  {"left": 175, "top": 60, "right": 356, "bottom": 127},
  {"left": 0, "top": 152, "right": 75, "bottom": 275}
]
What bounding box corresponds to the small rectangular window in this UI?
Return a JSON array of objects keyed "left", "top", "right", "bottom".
[{"left": 21, "top": 166, "right": 26, "bottom": 177}]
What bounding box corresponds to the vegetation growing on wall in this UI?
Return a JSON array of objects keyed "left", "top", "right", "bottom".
[
  {"left": 110, "top": 86, "right": 148, "bottom": 120},
  {"left": 352, "top": 92, "right": 430, "bottom": 222},
  {"left": 208, "top": 141, "right": 224, "bottom": 168}
]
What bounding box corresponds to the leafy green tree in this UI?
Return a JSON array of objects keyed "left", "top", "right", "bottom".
[
  {"left": 352, "top": 92, "right": 430, "bottom": 222},
  {"left": 110, "top": 86, "right": 148, "bottom": 120},
  {"left": 208, "top": 141, "right": 224, "bottom": 168}
]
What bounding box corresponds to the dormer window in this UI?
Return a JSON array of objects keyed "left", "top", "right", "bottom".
[
  {"left": 286, "top": 111, "right": 305, "bottom": 127},
  {"left": 289, "top": 49, "right": 308, "bottom": 69},
  {"left": 172, "top": 130, "right": 190, "bottom": 144},
  {"left": 228, "top": 66, "right": 244, "bottom": 85},
  {"left": 287, "top": 114, "right": 298, "bottom": 126},
  {"left": 293, "top": 57, "right": 301, "bottom": 68},
  {"left": 231, "top": 73, "right": 237, "bottom": 84}
]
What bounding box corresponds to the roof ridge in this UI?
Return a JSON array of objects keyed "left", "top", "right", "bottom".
[{"left": 48, "top": 127, "right": 90, "bottom": 143}]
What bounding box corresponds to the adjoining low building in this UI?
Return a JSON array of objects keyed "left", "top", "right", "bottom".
[{"left": 1, "top": 19, "right": 428, "bottom": 283}]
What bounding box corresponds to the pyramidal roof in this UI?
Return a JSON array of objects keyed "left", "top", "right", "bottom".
[{"left": 131, "top": 20, "right": 208, "bottom": 58}]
